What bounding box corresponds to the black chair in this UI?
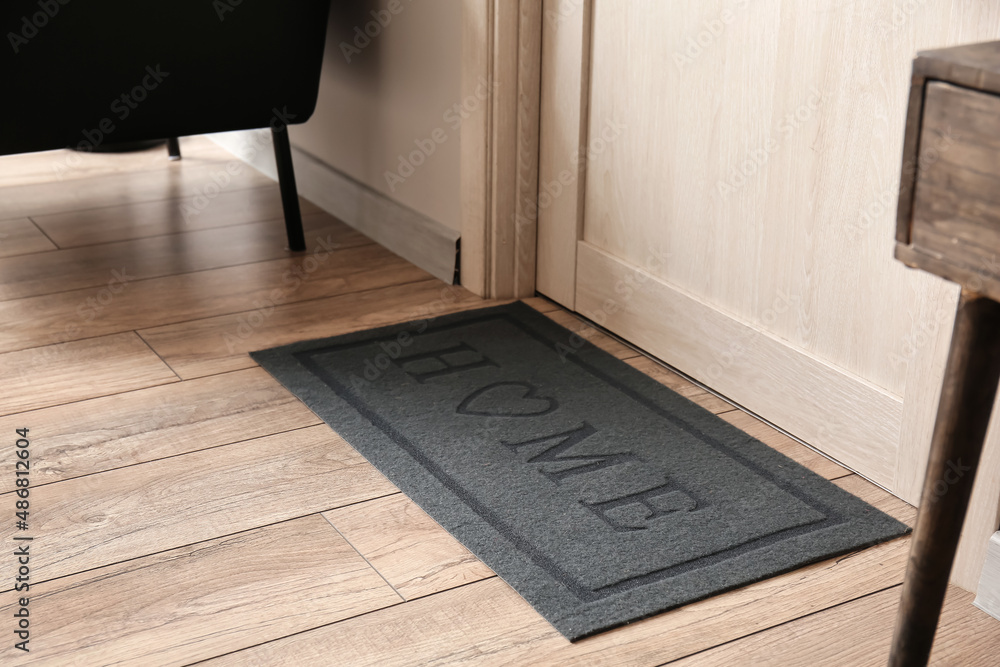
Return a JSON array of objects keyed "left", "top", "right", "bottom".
[{"left": 0, "top": 1, "right": 331, "bottom": 251}]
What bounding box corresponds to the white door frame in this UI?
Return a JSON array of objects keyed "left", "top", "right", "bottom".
[{"left": 459, "top": 0, "right": 542, "bottom": 299}]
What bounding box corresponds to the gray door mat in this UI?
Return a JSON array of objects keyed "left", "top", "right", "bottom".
[{"left": 250, "top": 301, "right": 910, "bottom": 640}]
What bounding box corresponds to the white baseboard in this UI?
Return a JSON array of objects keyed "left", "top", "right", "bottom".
[
  {"left": 975, "top": 531, "right": 1000, "bottom": 621},
  {"left": 207, "top": 130, "right": 460, "bottom": 284}
]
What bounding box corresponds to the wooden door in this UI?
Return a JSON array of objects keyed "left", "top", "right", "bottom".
[{"left": 537, "top": 0, "right": 1000, "bottom": 588}]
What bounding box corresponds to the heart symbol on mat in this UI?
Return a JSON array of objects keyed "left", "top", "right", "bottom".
[{"left": 456, "top": 381, "right": 558, "bottom": 418}]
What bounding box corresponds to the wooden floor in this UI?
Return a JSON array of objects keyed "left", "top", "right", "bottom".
[{"left": 0, "top": 137, "right": 996, "bottom": 666}]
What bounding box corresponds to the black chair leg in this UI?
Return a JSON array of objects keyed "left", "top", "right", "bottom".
[
  {"left": 167, "top": 137, "right": 181, "bottom": 160},
  {"left": 271, "top": 124, "right": 306, "bottom": 252}
]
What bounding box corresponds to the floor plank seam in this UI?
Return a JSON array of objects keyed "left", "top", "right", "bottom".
[
  {"left": 132, "top": 276, "right": 444, "bottom": 340},
  {"left": 0, "top": 239, "right": 379, "bottom": 306},
  {"left": 320, "top": 513, "right": 408, "bottom": 602},
  {"left": 0, "top": 331, "right": 147, "bottom": 359},
  {"left": 32, "top": 206, "right": 335, "bottom": 252},
  {"left": 317, "top": 490, "right": 403, "bottom": 515},
  {"left": 1, "top": 503, "right": 399, "bottom": 596},
  {"left": 179, "top": 576, "right": 500, "bottom": 667},
  {"left": 832, "top": 538, "right": 909, "bottom": 567},
  {"left": 26, "top": 187, "right": 309, "bottom": 249},
  {"left": 0, "top": 421, "right": 323, "bottom": 496},
  {"left": 26, "top": 216, "right": 62, "bottom": 250},
  {"left": 136, "top": 330, "right": 184, "bottom": 381},
  {"left": 0, "top": 376, "right": 183, "bottom": 420},
  {"left": 36, "top": 212, "right": 324, "bottom": 252},
  {"left": 0, "top": 365, "right": 288, "bottom": 419},
  {"left": 0, "top": 181, "right": 272, "bottom": 225},
  {"left": 655, "top": 582, "right": 905, "bottom": 666},
  {"left": 0, "top": 263, "right": 421, "bottom": 365}
]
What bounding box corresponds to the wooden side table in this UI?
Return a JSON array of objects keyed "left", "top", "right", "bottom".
[{"left": 891, "top": 41, "right": 1000, "bottom": 666}]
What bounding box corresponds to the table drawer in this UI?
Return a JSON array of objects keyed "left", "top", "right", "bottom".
[{"left": 910, "top": 81, "right": 1000, "bottom": 272}]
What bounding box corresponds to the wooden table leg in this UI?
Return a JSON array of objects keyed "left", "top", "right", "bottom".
[{"left": 889, "top": 289, "right": 1000, "bottom": 666}]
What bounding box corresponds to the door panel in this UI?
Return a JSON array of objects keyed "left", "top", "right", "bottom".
[
  {"left": 537, "top": 0, "right": 1000, "bottom": 588},
  {"left": 580, "top": 0, "right": 1000, "bottom": 397}
]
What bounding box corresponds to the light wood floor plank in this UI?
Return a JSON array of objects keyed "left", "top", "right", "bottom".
[
  {"left": 139, "top": 280, "right": 491, "bottom": 379},
  {"left": 0, "top": 515, "right": 402, "bottom": 666},
  {"left": 0, "top": 136, "right": 240, "bottom": 188},
  {"left": 668, "top": 586, "right": 1000, "bottom": 667},
  {"left": 0, "top": 211, "right": 369, "bottom": 301},
  {"left": 0, "top": 158, "right": 274, "bottom": 221},
  {"left": 33, "top": 186, "right": 322, "bottom": 248},
  {"left": 0, "top": 333, "right": 178, "bottom": 417},
  {"left": 0, "top": 425, "right": 397, "bottom": 585},
  {"left": 521, "top": 296, "right": 561, "bottom": 313},
  {"left": 836, "top": 474, "right": 916, "bottom": 524},
  {"left": 0, "top": 219, "right": 56, "bottom": 257},
  {"left": 0, "top": 241, "right": 427, "bottom": 355},
  {"left": 202, "top": 478, "right": 914, "bottom": 667},
  {"left": 0, "top": 368, "right": 320, "bottom": 493},
  {"left": 324, "top": 494, "right": 495, "bottom": 601}
]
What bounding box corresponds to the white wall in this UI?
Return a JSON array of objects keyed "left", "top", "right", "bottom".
[{"left": 290, "top": 0, "right": 462, "bottom": 232}]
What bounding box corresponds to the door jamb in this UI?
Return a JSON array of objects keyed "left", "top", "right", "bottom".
[{"left": 460, "top": 0, "right": 543, "bottom": 299}]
